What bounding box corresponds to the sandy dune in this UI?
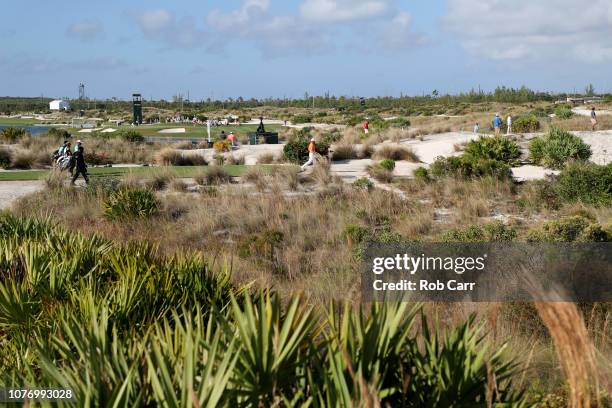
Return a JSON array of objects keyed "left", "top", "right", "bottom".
[{"left": 0, "top": 181, "right": 44, "bottom": 209}]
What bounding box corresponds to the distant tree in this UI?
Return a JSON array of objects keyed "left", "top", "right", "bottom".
[{"left": 585, "top": 84, "right": 595, "bottom": 96}]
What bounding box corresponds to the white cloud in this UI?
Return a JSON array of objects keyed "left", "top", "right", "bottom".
[
  {"left": 380, "top": 11, "right": 426, "bottom": 50},
  {"left": 66, "top": 20, "right": 103, "bottom": 41},
  {"left": 445, "top": 0, "right": 612, "bottom": 62},
  {"left": 300, "top": 0, "right": 392, "bottom": 23},
  {"left": 208, "top": 1, "right": 330, "bottom": 56},
  {"left": 133, "top": 9, "right": 208, "bottom": 49}
]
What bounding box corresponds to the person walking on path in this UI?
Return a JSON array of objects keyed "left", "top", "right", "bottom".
[
  {"left": 591, "top": 107, "right": 597, "bottom": 131},
  {"left": 301, "top": 138, "right": 317, "bottom": 171},
  {"left": 507, "top": 114, "right": 513, "bottom": 135},
  {"left": 71, "top": 145, "right": 89, "bottom": 185},
  {"left": 473, "top": 123, "right": 480, "bottom": 134},
  {"left": 493, "top": 113, "right": 503, "bottom": 136},
  {"left": 69, "top": 140, "right": 83, "bottom": 175},
  {"left": 363, "top": 120, "right": 369, "bottom": 134}
]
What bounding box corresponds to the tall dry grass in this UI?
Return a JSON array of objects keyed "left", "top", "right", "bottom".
[{"left": 534, "top": 302, "right": 599, "bottom": 408}]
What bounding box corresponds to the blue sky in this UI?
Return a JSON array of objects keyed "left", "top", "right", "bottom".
[{"left": 1, "top": 0, "right": 611, "bottom": 100}]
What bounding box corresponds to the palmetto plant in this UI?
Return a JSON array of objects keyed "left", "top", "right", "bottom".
[{"left": 0, "top": 214, "right": 531, "bottom": 407}]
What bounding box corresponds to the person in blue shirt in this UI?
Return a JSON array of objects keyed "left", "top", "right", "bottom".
[{"left": 492, "top": 113, "right": 503, "bottom": 135}]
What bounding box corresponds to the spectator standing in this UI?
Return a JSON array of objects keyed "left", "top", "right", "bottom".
[
  {"left": 507, "top": 114, "right": 513, "bottom": 135},
  {"left": 493, "top": 113, "right": 503, "bottom": 136},
  {"left": 591, "top": 107, "right": 597, "bottom": 131}
]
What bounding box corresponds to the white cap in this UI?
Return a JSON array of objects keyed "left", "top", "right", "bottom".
[
  {"left": 76, "top": 140, "right": 82, "bottom": 143},
  {"left": 311, "top": 138, "right": 315, "bottom": 142}
]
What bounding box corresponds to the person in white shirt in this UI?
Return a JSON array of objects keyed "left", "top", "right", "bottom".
[
  {"left": 473, "top": 123, "right": 480, "bottom": 134},
  {"left": 507, "top": 114, "right": 513, "bottom": 135}
]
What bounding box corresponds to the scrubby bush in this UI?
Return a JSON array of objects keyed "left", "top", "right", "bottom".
[
  {"left": 352, "top": 177, "right": 374, "bottom": 191},
  {"left": 0, "top": 147, "right": 12, "bottom": 168},
  {"left": 373, "top": 144, "right": 419, "bottom": 162},
  {"left": 442, "top": 222, "right": 517, "bottom": 242},
  {"left": 429, "top": 156, "right": 511, "bottom": 180},
  {"left": 157, "top": 148, "right": 208, "bottom": 166},
  {"left": 283, "top": 130, "right": 329, "bottom": 163},
  {"left": 195, "top": 167, "right": 231, "bottom": 185},
  {"left": 367, "top": 162, "right": 394, "bottom": 183},
  {"left": 10, "top": 150, "right": 35, "bottom": 169},
  {"left": 292, "top": 114, "right": 313, "bottom": 124},
  {"left": 526, "top": 216, "right": 610, "bottom": 242},
  {"left": 1, "top": 127, "right": 26, "bottom": 143},
  {"left": 554, "top": 105, "right": 574, "bottom": 119},
  {"left": 331, "top": 144, "right": 357, "bottom": 161},
  {"left": 379, "top": 159, "right": 396, "bottom": 171},
  {"left": 47, "top": 127, "right": 72, "bottom": 139},
  {"left": 104, "top": 188, "right": 159, "bottom": 220},
  {"left": 257, "top": 153, "right": 276, "bottom": 164},
  {"left": 530, "top": 106, "right": 554, "bottom": 118},
  {"left": 464, "top": 136, "right": 521, "bottom": 164},
  {"left": 413, "top": 167, "right": 430, "bottom": 182},
  {"left": 529, "top": 128, "right": 591, "bottom": 169},
  {"left": 227, "top": 154, "right": 245, "bottom": 165},
  {"left": 387, "top": 117, "right": 411, "bottom": 128},
  {"left": 118, "top": 129, "right": 145, "bottom": 143},
  {"left": 512, "top": 115, "right": 540, "bottom": 133},
  {"left": 555, "top": 162, "right": 611, "bottom": 206},
  {"left": 85, "top": 150, "right": 113, "bottom": 166}
]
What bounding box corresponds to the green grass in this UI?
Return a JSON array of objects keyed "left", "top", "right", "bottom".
[
  {"left": 0, "top": 165, "right": 270, "bottom": 181},
  {"left": 0, "top": 118, "right": 43, "bottom": 125}
]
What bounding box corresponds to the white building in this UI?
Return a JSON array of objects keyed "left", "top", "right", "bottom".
[{"left": 49, "top": 99, "right": 70, "bottom": 111}]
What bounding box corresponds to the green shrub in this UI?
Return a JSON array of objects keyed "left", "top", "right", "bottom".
[
  {"left": 526, "top": 216, "right": 610, "bottom": 242},
  {"left": 429, "top": 156, "right": 511, "bottom": 180},
  {"left": 554, "top": 105, "right": 574, "bottom": 119},
  {"left": 512, "top": 115, "right": 540, "bottom": 133},
  {"left": 529, "top": 127, "right": 591, "bottom": 169},
  {"left": 352, "top": 177, "right": 374, "bottom": 191},
  {"left": 530, "top": 106, "right": 554, "bottom": 118},
  {"left": 464, "top": 136, "right": 521, "bottom": 164},
  {"left": 0, "top": 127, "right": 26, "bottom": 143},
  {"left": 379, "top": 159, "right": 396, "bottom": 171},
  {"left": 413, "top": 167, "right": 430, "bottom": 182},
  {"left": 387, "top": 117, "right": 411, "bottom": 128},
  {"left": 104, "top": 188, "right": 159, "bottom": 220},
  {"left": 0, "top": 147, "right": 12, "bottom": 169},
  {"left": 292, "top": 114, "right": 313, "bottom": 124},
  {"left": 282, "top": 131, "right": 329, "bottom": 163},
  {"left": 555, "top": 162, "right": 611, "bottom": 206},
  {"left": 118, "top": 129, "right": 145, "bottom": 143},
  {"left": 441, "top": 222, "right": 517, "bottom": 242}
]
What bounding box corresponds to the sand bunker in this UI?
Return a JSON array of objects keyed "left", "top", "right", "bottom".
[
  {"left": 101, "top": 128, "right": 117, "bottom": 133},
  {"left": 572, "top": 108, "right": 611, "bottom": 117},
  {"left": 159, "top": 128, "right": 186, "bottom": 134}
]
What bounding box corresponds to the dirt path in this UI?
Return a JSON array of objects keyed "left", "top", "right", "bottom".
[{"left": 0, "top": 180, "right": 44, "bottom": 209}]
